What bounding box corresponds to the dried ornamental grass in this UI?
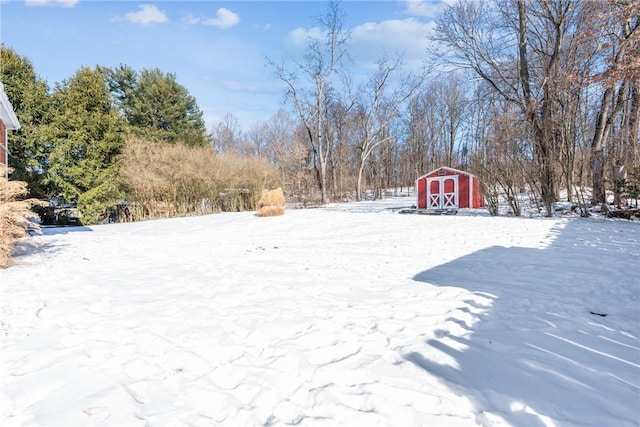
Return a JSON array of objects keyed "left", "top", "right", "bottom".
[
  {"left": 118, "top": 138, "right": 280, "bottom": 220},
  {"left": 257, "top": 187, "right": 285, "bottom": 217},
  {"left": 0, "top": 166, "right": 47, "bottom": 268}
]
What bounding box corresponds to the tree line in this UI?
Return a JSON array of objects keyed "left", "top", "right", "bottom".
[
  {"left": 1, "top": 0, "right": 638, "bottom": 223},
  {"left": 1, "top": 46, "right": 278, "bottom": 223},
  {"left": 216, "top": 0, "right": 639, "bottom": 216}
]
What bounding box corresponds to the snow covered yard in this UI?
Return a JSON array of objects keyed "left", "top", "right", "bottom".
[{"left": 1, "top": 199, "right": 639, "bottom": 427}]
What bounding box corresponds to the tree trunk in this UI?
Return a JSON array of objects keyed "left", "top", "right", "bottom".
[
  {"left": 356, "top": 161, "right": 365, "bottom": 202},
  {"left": 590, "top": 88, "right": 610, "bottom": 205},
  {"left": 613, "top": 164, "right": 626, "bottom": 206},
  {"left": 319, "top": 157, "right": 328, "bottom": 204},
  {"left": 628, "top": 81, "right": 640, "bottom": 168},
  {"left": 517, "top": 0, "right": 555, "bottom": 216},
  {"left": 317, "top": 94, "right": 327, "bottom": 204}
]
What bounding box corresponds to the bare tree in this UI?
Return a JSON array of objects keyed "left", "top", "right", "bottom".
[
  {"left": 403, "top": 72, "right": 471, "bottom": 185},
  {"left": 268, "top": 0, "right": 350, "bottom": 204},
  {"left": 440, "top": 74, "right": 469, "bottom": 167},
  {"left": 585, "top": 1, "right": 640, "bottom": 205},
  {"left": 405, "top": 95, "right": 429, "bottom": 179},
  {"left": 210, "top": 113, "right": 242, "bottom": 154},
  {"left": 259, "top": 110, "right": 313, "bottom": 203},
  {"left": 325, "top": 98, "right": 354, "bottom": 200},
  {"left": 353, "top": 55, "right": 423, "bottom": 201},
  {"left": 552, "top": 8, "right": 596, "bottom": 205},
  {"left": 433, "top": 0, "right": 581, "bottom": 216},
  {"left": 246, "top": 121, "right": 269, "bottom": 158}
]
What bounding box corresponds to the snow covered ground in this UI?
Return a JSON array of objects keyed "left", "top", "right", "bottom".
[{"left": 1, "top": 198, "right": 639, "bottom": 426}]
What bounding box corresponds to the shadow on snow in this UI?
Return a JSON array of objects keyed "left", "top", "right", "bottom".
[
  {"left": 11, "top": 226, "right": 92, "bottom": 260},
  {"left": 409, "top": 218, "right": 640, "bottom": 427},
  {"left": 40, "top": 225, "right": 93, "bottom": 235}
]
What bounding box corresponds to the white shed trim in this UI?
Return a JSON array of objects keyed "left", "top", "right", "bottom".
[{"left": 416, "top": 166, "right": 477, "bottom": 182}]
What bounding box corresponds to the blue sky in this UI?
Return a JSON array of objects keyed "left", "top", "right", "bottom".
[{"left": 1, "top": 0, "right": 449, "bottom": 131}]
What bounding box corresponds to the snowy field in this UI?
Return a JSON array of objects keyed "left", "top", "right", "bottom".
[{"left": 1, "top": 198, "right": 639, "bottom": 427}]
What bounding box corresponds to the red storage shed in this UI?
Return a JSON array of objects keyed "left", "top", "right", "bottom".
[{"left": 416, "top": 167, "right": 484, "bottom": 210}]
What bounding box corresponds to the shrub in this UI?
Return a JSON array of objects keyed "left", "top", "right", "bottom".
[
  {"left": 118, "top": 138, "right": 281, "bottom": 221},
  {"left": 0, "top": 165, "right": 46, "bottom": 268},
  {"left": 257, "top": 187, "right": 285, "bottom": 217}
]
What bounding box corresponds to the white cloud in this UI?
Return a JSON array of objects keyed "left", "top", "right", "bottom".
[
  {"left": 125, "top": 4, "right": 168, "bottom": 25},
  {"left": 25, "top": 0, "right": 78, "bottom": 7},
  {"left": 350, "top": 18, "right": 436, "bottom": 68},
  {"left": 352, "top": 18, "right": 435, "bottom": 46},
  {"left": 403, "top": 0, "right": 450, "bottom": 18},
  {"left": 182, "top": 12, "right": 200, "bottom": 26},
  {"left": 284, "top": 26, "right": 325, "bottom": 49},
  {"left": 284, "top": 19, "right": 434, "bottom": 72},
  {"left": 203, "top": 8, "right": 240, "bottom": 29}
]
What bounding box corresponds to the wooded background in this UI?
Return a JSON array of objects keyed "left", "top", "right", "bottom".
[{"left": 1, "top": 0, "right": 638, "bottom": 223}]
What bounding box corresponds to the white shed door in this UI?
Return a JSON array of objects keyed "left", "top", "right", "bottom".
[{"left": 426, "top": 176, "right": 458, "bottom": 209}]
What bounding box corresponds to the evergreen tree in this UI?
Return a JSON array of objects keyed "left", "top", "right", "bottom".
[
  {"left": 104, "top": 67, "right": 208, "bottom": 146},
  {"left": 0, "top": 45, "right": 52, "bottom": 198},
  {"left": 100, "top": 64, "right": 137, "bottom": 119},
  {"left": 46, "top": 66, "right": 124, "bottom": 223}
]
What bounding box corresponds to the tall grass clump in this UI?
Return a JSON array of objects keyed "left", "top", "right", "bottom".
[
  {"left": 0, "top": 165, "right": 46, "bottom": 268},
  {"left": 118, "top": 138, "right": 281, "bottom": 221},
  {"left": 257, "top": 187, "right": 285, "bottom": 217}
]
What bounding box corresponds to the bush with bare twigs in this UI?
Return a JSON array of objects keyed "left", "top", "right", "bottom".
[
  {"left": 0, "top": 165, "right": 47, "bottom": 268},
  {"left": 257, "top": 187, "right": 286, "bottom": 217},
  {"left": 117, "top": 138, "right": 281, "bottom": 221}
]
